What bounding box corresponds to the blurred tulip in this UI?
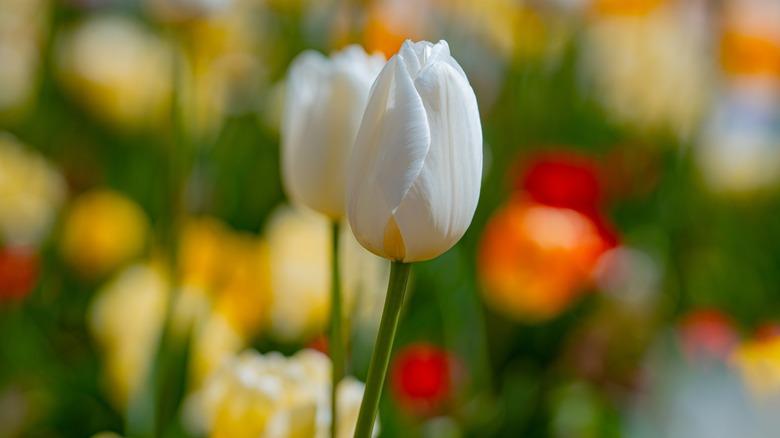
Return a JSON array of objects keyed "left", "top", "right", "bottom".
[
  {"left": 582, "top": 0, "right": 711, "bottom": 138},
  {"left": 61, "top": 189, "right": 149, "bottom": 277},
  {"left": 89, "top": 263, "right": 168, "bottom": 408},
  {"left": 391, "top": 343, "right": 455, "bottom": 416},
  {"left": 210, "top": 232, "right": 270, "bottom": 337},
  {"left": 347, "top": 40, "right": 482, "bottom": 262},
  {"left": 0, "top": 247, "right": 39, "bottom": 301},
  {"left": 178, "top": 217, "right": 271, "bottom": 385},
  {"left": 282, "top": 45, "right": 385, "bottom": 219},
  {"left": 678, "top": 309, "right": 740, "bottom": 363},
  {"left": 265, "top": 206, "right": 388, "bottom": 342},
  {"left": 479, "top": 199, "right": 609, "bottom": 321},
  {"left": 0, "top": 134, "right": 66, "bottom": 247},
  {"left": 185, "top": 349, "right": 375, "bottom": 438},
  {"left": 56, "top": 15, "right": 172, "bottom": 130},
  {"left": 518, "top": 152, "right": 602, "bottom": 213}
]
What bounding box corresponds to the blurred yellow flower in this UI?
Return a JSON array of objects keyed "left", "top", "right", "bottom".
[
  {"left": 185, "top": 349, "right": 375, "bottom": 438},
  {"left": 179, "top": 217, "right": 270, "bottom": 335},
  {"left": 213, "top": 234, "right": 270, "bottom": 336},
  {"left": 0, "top": 133, "right": 66, "bottom": 247},
  {"left": 265, "top": 206, "right": 388, "bottom": 342},
  {"left": 56, "top": 15, "right": 173, "bottom": 131},
  {"left": 61, "top": 189, "right": 149, "bottom": 277},
  {"left": 733, "top": 336, "right": 780, "bottom": 399},
  {"left": 89, "top": 263, "right": 168, "bottom": 409},
  {"left": 178, "top": 217, "right": 271, "bottom": 386}
]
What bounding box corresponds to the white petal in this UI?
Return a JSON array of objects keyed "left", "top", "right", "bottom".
[
  {"left": 347, "top": 56, "right": 431, "bottom": 259},
  {"left": 282, "top": 51, "right": 329, "bottom": 211},
  {"left": 393, "top": 60, "right": 482, "bottom": 262}
]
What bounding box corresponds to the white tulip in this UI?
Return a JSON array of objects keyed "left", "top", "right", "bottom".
[
  {"left": 282, "top": 45, "right": 385, "bottom": 219},
  {"left": 346, "top": 40, "right": 483, "bottom": 262}
]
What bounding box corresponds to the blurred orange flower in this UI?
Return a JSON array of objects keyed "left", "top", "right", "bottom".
[{"left": 478, "top": 199, "right": 608, "bottom": 322}]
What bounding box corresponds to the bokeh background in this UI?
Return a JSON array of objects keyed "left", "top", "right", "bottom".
[{"left": 2, "top": 0, "right": 780, "bottom": 436}]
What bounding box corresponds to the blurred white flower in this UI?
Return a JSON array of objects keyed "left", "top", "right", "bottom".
[
  {"left": 581, "top": 0, "right": 712, "bottom": 138},
  {"left": 282, "top": 45, "right": 385, "bottom": 219},
  {"left": 347, "top": 40, "right": 482, "bottom": 262},
  {"left": 185, "top": 349, "right": 376, "bottom": 438},
  {"left": 265, "top": 206, "right": 388, "bottom": 342},
  {"left": 0, "top": 134, "right": 66, "bottom": 247}
]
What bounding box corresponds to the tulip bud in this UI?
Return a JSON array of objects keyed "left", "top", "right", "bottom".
[
  {"left": 282, "top": 45, "right": 385, "bottom": 219},
  {"left": 347, "top": 40, "right": 482, "bottom": 262}
]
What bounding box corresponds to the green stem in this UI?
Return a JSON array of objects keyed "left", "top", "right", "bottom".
[
  {"left": 330, "top": 222, "right": 344, "bottom": 438},
  {"left": 353, "top": 261, "right": 411, "bottom": 438}
]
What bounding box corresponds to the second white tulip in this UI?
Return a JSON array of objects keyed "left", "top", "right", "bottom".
[{"left": 282, "top": 45, "right": 385, "bottom": 219}]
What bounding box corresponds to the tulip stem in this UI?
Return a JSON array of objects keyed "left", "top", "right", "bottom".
[
  {"left": 354, "top": 261, "right": 411, "bottom": 438},
  {"left": 330, "top": 222, "right": 345, "bottom": 438}
]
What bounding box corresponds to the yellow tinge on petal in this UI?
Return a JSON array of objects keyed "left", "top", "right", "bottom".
[{"left": 382, "top": 216, "right": 406, "bottom": 261}]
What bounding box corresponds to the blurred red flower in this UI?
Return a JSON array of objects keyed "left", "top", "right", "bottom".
[
  {"left": 678, "top": 309, "right": 740, "bottom": 363},
  {"left": 518, "top": 152, "right": 602, "bottom": 214},
  {"left": 0, "top": 247, "right": 39, "bottom": 300},
  {"left": 391, "top": 343, "right": 454, "bottom": 416},
  {"left": 515, "top": 152, "right": 618, "bottom": 248}
]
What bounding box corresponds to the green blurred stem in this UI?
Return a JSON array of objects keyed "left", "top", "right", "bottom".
[
  {"left": 354, "top": 261, "right": 411, "bottom": 438},
  {"left": 330, "top": 222, "right": 345, "bottom": 438}
]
